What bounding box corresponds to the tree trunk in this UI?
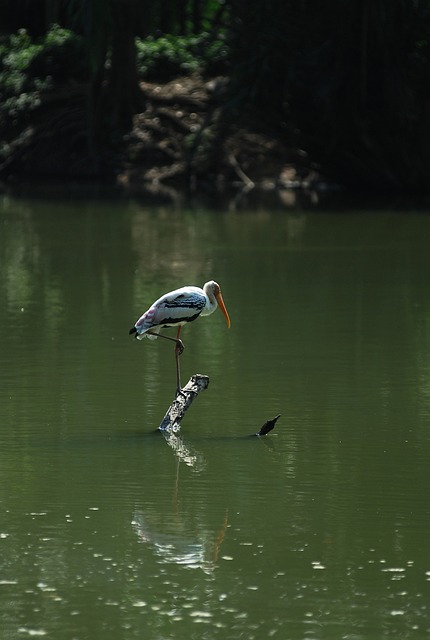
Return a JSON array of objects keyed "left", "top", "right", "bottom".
[{"left": 108, "top": 0, "right": 142, "bottom": 132}]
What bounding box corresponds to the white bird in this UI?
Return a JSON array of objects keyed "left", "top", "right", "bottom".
[{"left": 129, "top": 280, "right": 231, "bottom": 390}]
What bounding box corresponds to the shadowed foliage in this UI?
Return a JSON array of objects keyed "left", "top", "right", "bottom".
[{"left": 0, "top": 0, "right": 430, "bottom": 191}]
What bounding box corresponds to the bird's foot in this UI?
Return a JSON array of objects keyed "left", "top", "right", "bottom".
[{"left": 175, "top": 340, "right": 185, "bottom": 356}]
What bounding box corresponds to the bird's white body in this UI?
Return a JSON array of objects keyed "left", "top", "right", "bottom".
[
  {"left": 129, "top": 280, "right": 230, "bottom": 391},
  {"left": 130, "top": 281, "right": 229, "bottom": 340}
]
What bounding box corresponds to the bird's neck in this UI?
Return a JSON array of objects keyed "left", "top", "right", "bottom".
[{"left": 202, "top": 291, "right": 217, "bottom": 316}]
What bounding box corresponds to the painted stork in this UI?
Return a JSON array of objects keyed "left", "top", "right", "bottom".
[{"left": 129, "top": 281, "right": 231, "bottom": 390}]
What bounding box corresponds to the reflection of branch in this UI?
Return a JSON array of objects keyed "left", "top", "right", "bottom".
[
  {"left": 158, "top": 374, "right": 209, "bottom": 432},
  {"left": 161, "top": 430, "right": 206, "bottom": 471}
]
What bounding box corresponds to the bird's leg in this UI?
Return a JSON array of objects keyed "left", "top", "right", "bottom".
[
  {"left": 145, "top": 330, "right": 184, "bottom": 354},
  {"left": 174, "top": 326, "right": 183, "bottom": 393},
  {"left": 145, "top": 329, "right": 185, "bottom": 394}
]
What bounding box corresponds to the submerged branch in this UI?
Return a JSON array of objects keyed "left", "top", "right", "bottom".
[{"left": 255, "top": 414, "right": 280, "bottom": 436}]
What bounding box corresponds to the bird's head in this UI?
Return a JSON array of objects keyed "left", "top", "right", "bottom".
[{"left": 204, "top": 281, "right": 231, "bottom": 328}]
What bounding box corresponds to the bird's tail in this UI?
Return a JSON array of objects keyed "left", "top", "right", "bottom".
[{"left": 129, "top": 326, "right": 156, "bottom": 341}]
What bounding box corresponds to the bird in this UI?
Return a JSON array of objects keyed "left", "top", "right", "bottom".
[{"left": 129, "top": 280, "right": 231, "bottom": 391}]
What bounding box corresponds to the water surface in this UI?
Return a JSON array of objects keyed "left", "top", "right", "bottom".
[{"left": 1, "top": 195, "right": 430, "bottom": 639}]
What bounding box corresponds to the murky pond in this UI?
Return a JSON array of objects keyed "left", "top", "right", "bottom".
[{"left": 1, "top": 193, "right": 430, "bottom": 639}]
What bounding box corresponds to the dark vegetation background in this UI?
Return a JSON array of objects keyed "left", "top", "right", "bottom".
[{"left": 1, "top": 0, "right": 430, "bottom": 196}]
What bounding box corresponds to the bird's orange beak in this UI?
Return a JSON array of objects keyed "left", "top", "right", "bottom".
[{"left": 216, "top": 291, "right": 231, "bottom": 328}]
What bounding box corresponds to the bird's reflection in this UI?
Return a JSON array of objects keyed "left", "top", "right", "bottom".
[
  {"left": 132, "top": 416, "right": 278, "bottom": 571},
  {"left": 132, "top": 432, "right": 228, "bottom": 573},
  {"left": 132, "top": 506, "right": 228, "bottom": 574}
]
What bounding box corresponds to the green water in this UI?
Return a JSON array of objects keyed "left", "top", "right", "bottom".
[{"left": 1, "top": 194, "right": 430, "bottom": 639}]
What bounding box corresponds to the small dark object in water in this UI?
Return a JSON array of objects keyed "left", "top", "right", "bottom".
[{"left": 256, "top": 415, "right": 280, "bottom": 436}]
